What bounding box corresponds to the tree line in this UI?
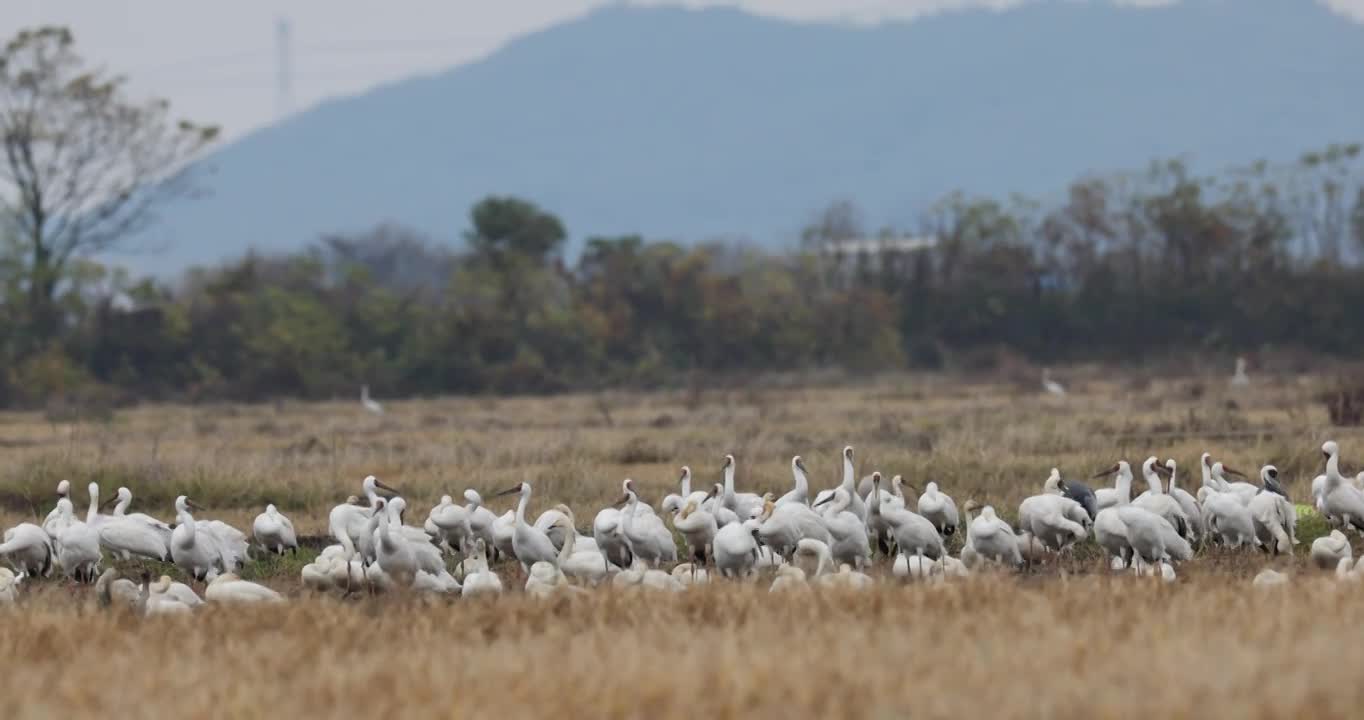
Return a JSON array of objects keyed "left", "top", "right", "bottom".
[
  {"left": 2, "top": 26, "right": 1364, "bottom": 408},
  {"left": 2, "top": 145, "right": 1361, "bottom": 408}
]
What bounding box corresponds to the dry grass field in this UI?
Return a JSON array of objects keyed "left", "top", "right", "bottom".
[{"left": 3, "top": 366, "right": 1364, "bottom": 718}]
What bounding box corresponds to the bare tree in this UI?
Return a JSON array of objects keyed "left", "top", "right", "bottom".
[{"left": 0, "top": 27, "right": 217, "bottom": 341}]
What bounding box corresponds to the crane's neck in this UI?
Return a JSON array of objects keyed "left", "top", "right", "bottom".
[
  {"left": 1144, "top": 470, "right": 1163, "bottom": 495},
  {"left": 792, "top": 466, "right": 807, "bottom": 495},
  {"left": 557, "top": 524, "right": 575, "bottom": 566},
  {"left": 1327, "top": 452, "right": 1344, "bottom": 487},
  {"left": 622, "top": 495, "right": 637, "bottom": 536},
  {"left": 87, "top": 487, "right": 99, "bottom": 524},
  {"left": 1117, "top": 470, "right": 1132, "bottom": 502},
  {"left": 515, "top": 489, "right": 531, "bottom": 526},
  {"left": 179, "top": 509, "right": 197, "bottom": 539},
  {"left": 114, "top": 494, "right": 131, "bottom": 516},
  {"left": 724, "top": 465, "right": 736, "bottom": 496},
  {"left": 680, "top": 473, "right": 691, "bottom": 498},
  {"left": 841, "top": 457, "right": 854, "bottom": 491},
  {"left": 814, "top": 546, "right": 833, "bottom": 577},
  {"left": 376, "top": 509, "right": 393, "bottom": 547}
]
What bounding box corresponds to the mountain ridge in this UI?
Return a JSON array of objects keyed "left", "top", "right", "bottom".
[{"left": 124, "top": 0, "right": 1364, "bottom": 274}]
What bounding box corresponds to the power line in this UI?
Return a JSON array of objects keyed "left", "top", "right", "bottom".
[
  {"left": 128, "top": 33, "right": 493, "bottom": 77},
  {"left": 276, "top": 16, "right": 292, "bottom": 119}
]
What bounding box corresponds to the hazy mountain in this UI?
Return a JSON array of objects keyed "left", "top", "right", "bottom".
[{"left": 125, "top": 0, "right": 1364, "bottom": 274}]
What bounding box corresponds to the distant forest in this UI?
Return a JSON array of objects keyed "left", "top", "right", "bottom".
[{"left": 2, "top": 141, "right": 1362, "bottom": 408}]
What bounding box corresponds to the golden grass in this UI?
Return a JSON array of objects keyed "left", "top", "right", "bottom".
[
  {"left": 0, "top": 366, "right": 1355, "bottom": 538},
  {"left": 4, "top": 579, "right": 1364, "bottom": 719},
  {"left": 3, "top": 369, "right": 1364, "bottom": 716}
]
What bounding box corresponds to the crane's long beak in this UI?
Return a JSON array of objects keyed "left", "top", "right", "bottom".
[
  {"left": 813, "top": 494, "right": 835, "bottom": 508},
  {"left": 375, "top": 479, "right": 401, "bottom": 495},
  {"left": 186, "top": 499, "right": 204, "bottom": 512},
  {"left": 1152, "top": 463, "right": 1172, "bottom": 477},
  {"left": 1222, "top": 466, "right": 1247, "bottom": 478},
  {"left": 1090, "top": 464, "right": 1120, "bottom": 479},
  {"left": 613, "top": 494, "right": 630, "bottom": 508},
  {"left": 493, "top": 485, "right": 521, "bottom": 498},
  {"left": 100, "top": 496, "right": 119, "bottom": 510}
]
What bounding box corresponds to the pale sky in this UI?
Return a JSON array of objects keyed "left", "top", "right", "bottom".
[{"left": 11, "top": 0, "right": 1364, "bottom": 142}]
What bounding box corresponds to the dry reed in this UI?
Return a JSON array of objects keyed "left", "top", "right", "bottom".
[
  {"left": 1, "top": 369, "right": 1361, "bottom": 717},
  {"left": 3, "top": 579, "right": 1362, "bottom": 719}
]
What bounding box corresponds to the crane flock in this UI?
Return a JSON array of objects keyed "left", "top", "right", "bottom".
[{"left": 3, "top": 440, "right": 1363, "bottom": 612}]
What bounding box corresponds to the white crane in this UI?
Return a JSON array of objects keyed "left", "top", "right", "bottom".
[
  {"left": 756, "top": 493, "right": 832, "bottom": 561},
  {"left": 1231, "top": 356, "right": 1250, "bottom": 386},
  {"left": 253, "top": 504, "right": 298, "bottom": 556},
  {"left": 776, "top": 456, "right": 813, "bottom": 507},
  {"left": 1131, "top": 457, "right": 1192, "bottom": 539},
  {"left": 170, "top": 496, "right": 227, "bottom": 581},
  {"left": 205, "top": 573, "right": 286, "bottom": 604},
  {"left": 1042, "top": 368, "right": 1066, "bottom": 396},
  {"left": 494, "top": 481, "right": 559, "bottom": 571},
  {"left": 55, "top": 485, "right": 102, "bottom": 583},
  {"left": 105, "top": 487, "right": 173, "bottom": 543},
  {"left": 426, "top": 495, "right": 474, "bottom": 556},
  {"left": 662, "top": 466, "right": 708, "bottom": 516},
  {"left": 373, "top": 501, "right": 418, "bottom": 587},
  {"left": 460, "top": 539, "right": 503, "bottom": 597},
  {"left": 1312, "top": 530, "right": 1352, "bottom": 570},
  {"left": 813, "top": 486, "right": 871, "bottom": 569},
  {"left": 673, "top": 495, "right": 718, "bottom": 568},
  {"left": 144, "top": 574, "right": 199, "bottom": 615},
  {"left": 1210, "top": 462, "right": 1258, "bottom": 505},
  {"left": 1116, "top": 505, "right": 1191, "bottom": 570},
  {"left": 0, "top": 567, "right": 20, "bottom": 605},
  {"left": 1246, "top": 465, "right": 1296, "bottom": 554},
  {"left": 617, "top": 479, "right": 677, "bottom": 566},
  {"left": 462, "top": 489, "right": 501, "bottom": 558},
  {"left": 1016, "top": 493, "right": 1088, "bottom": 559},
  {"left": 1163, "top": 459, "right": 1203, "bottom": 543},
  {"left": 42, "top": 479, "right": 73, "bottom": 538},
  {"left": 1320, "top": 440, "right": 1364, "bottom": 533},
  {"left": 1, "top": 523, "right": 54, "bottom": 577},
  {"left": 713, "top": 517, "right": 762, "bottom": 578},
  {"left": 99, "top": 513, "right": 171, "bottom": 562},
  {"left": 1092, "top": 507, "right": 1132, "bottom": 569},
  {"left": 547, "top": 509, "right": 611, "bottom": 585},
  {"left": 917, "top": 481, "right": 959, "bottom": 537},
  {"left": 867, "top": 474, "right": 943, "bottom": 565},
  {"left": 720, "top": 454, "right": 763, "bottom": 519},
  {"left": 962, "top": 499, "right": 1021, "bottom": 568},
  {"left": 1200, "top": 489, "right": 1256, "bottom": 549},
  {"left": 1093, "top": 461, "right": 1135, "bottom": 511},
  {"left": 813, "top": 446, "right": 866, "bottom": 521},
  {"left": 361, "top": 384, "right": 384, "bottom": 415}
]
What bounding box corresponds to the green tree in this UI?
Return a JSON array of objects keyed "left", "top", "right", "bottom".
[
  {"left": 465, "top": 196, "right": 566, "bottom": 266},
  {"left": 0, "top": 27, "right": 217, "bottom": 347}
]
